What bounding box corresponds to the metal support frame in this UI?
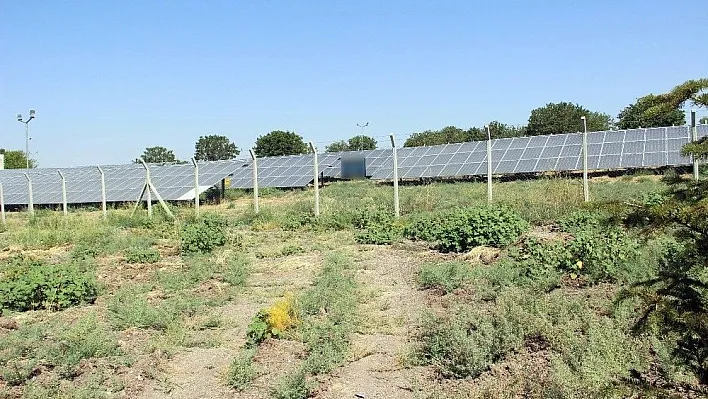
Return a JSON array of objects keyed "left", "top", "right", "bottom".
[
  {"left": 249, "top": 149, "right": 259, "bottom": 214},
  {"left": 0, "top": 183, "right": 5, "bottom": 225},
  {"left": 97, "top": 166, "right": 107, "bottom": 219},
  {"left": 691, "top": 110, "right": 699, "bottom": 181},
  {"left": 390, "top": 134, "right": 400, "bottom": 217},
  {"left": 191, "top": 158, "right": 200, "bottom": 216},
  {"left": 581, "top": 116, "right": 590, "bottom": 202},
  {"left": 309, "top": 142, "right": 320, "bottom": 216},
  {"left": 131, "top": 159, "right": 174, "bottom": 219},
  {"left": 24, "top": 173, "right": 34, "bottom": 216},
  {"left": 58, "top": 170, "right": 68, "bottom": 216},
  {"left": 486, "top": 125, "right": 493, "bottom": 204}
]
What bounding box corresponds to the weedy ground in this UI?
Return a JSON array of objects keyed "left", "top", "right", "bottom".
[{"left": 0, "top": 174, "right": 705, "bottom": 398}]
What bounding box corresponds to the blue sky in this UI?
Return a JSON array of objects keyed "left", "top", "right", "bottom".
[{"left": 1, "top": 0, "right": 706, "bottom": 167}]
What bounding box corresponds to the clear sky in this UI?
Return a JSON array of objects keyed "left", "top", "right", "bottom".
[{"left": 1, "top": 0, "right": 706, "bottom": 168}]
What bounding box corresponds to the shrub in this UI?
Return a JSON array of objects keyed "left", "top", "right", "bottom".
[
  {"left": 107, "top": 286, "right": 177, "bottom": 330},
  {"left": 124, "top": 247, "right": 160, "bottom": 264},
  {"left": 0, "top": 256, "right": 99, "bottom": 312},
  {"left": 558, "top": 210, "right": 607, "bottom": 233},
  {"left": 180, "top": 213, "right": 227, "bottom": 253},
  {"left": 514, "top": 226, "right": 641, "bottom": 285},
  {"left": 227, "top": 348, "right": 256, "bottom": 391},
  {"left": 355, "top": 222, "right": 403, "bottom": 245},
  {"left": 417, "top": 307, "right": 523, "bottom": 378},
  {"left": 406, "top": 206, "right": 528, "bottom": 253},
  {"left": 272, "top": 370, "right": 311, "bottom": 399},
  {"left": 246, "top": 293, "right": 297, "bottom": 347},
  {"left": 417, "top": 262, "right": 472, "bottom": 293}
]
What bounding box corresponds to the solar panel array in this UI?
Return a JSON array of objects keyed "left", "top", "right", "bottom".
[
  {"left": 0, "top": 125, "right": 705, "bottom": 207},
  {"left": 370, "top": 125, "right": 708, "bottom": 179}
]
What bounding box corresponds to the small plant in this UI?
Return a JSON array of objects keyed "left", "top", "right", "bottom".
[
  {"left": 417, "top": 261, "right": 472, "bottom": 293},
  {"left": 246, "top": 293, "right": 297, "bottom": 347},
  {"left": 272, "top": 370, "right": 311, "bottom": 399},
  {"left": 280, "top": 244, "right": 304, "bottom": 257},
  {"left": 417, "top": 307, "right": 523, "bottom": 379},
  {"left": 180, "top": 213, "right": 227, "bottom": 254},
  {"left": 227, "top": 348, "right": 256, "bottom": 391},
  {"left": 0, "top": 256, "right": 99, "bottom": 312},
  {"left": 405, "top": 206, "right": 528, "bottom": 253},
  {"left": 124, "top": 246, "right": 160, "bottom": 264}
]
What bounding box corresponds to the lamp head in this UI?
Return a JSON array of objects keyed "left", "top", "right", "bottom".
[
  {"left": 16, "top": 113, "right": 22, "bottom": 122},
  {"left": 28, "top": 110, "right": 35, "bottom": 120},
  {"left": 581, "top": 116, "right": 586, "bottom": 120}
]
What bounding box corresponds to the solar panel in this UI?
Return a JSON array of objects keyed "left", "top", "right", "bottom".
[{"left": 1, "top": 125, "right": 706, "bottom": 207}]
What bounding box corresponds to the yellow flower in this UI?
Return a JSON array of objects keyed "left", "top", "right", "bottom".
[
  {"left": 576, "top": 260, "right": 583, "bottom": 270},
  {"left": 266, "top": 292, "right": 297, "bottom": 332}
]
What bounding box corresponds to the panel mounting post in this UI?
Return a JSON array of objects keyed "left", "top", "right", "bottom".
[
  {"left": 191, "top": 158, "right": 200, "bottom": 216},
  {"left": 139, "top": 159, "right": 174, "bottom": 219},
  {"left": 142, "top": 160, "right": 152, "bottom": 217},
  {"left": 97, "top": 166, "right": 107, "bottom": 219},
  {"left": 249, "top": 149, "right": 259, "bottom": 214},
  {"left": 485, "top": 125, "right": 493, "bottom": 204},
  {"left": 58, "top": 170, "right": 68, "bottom": 217},
  {"left": 390, "top": 134, "right": 400, "bottom": 217},
  {"left": 309, "top": 142, "right": 320, "bottom": 216},
  {"left": 24, "top": 173, "right": 34, "bottom": 216}
]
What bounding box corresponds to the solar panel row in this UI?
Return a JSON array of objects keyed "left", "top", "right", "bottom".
[{"left": 0, "top": 125, "right": 705, "bottom": 206}]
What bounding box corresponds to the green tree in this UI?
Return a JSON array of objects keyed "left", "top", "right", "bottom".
[
  {"left": 347, "top": 135, "right": 377, "bottom": 151},
  {"left": 0, "top": 149, "right": 36, "bottom": 169},
  {"left": 194, "top": 135, "right": 239, "bottom": 161},
  {"left": 404, "top": 126, "right": 468, "bottom": 147},
  {"left": 485, "top": 121, "right": 527, "bottom": 139},
  {"left": 645, "top": 78, "right": 708, "bottom": 118},
  {"left": 325, "top": 141, "right": 349, "bottom": 152},
  {"left": 526, "top": 102, "right": 613, "bottom": 136},
  {"left": 617, "top": 94, "right": 685, "bottom": 129},
  {"left": 253, "top": 130, "right": 308, "bottom": 157},
  {"left": 134, "top": 146, "right": 179, "bottom": 164},
  {"left": 621, "top": 82, "right": 708, "bottom": 384}
]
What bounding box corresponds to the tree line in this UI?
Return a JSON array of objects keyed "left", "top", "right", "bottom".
[{"left": 2, "top": 79, "right": 706, "bottom": 168}]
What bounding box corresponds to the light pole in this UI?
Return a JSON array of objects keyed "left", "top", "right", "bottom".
[
  {"left": 356, "top": 122, "right": 369, "bottom": 151},
  {"left": 16, "top": 110, "right": 36, "bottom": 171}
]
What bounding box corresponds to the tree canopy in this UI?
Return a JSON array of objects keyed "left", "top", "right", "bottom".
[
  {"left": 617, "top": 94, "right": 685, "bottom": 129},
  {"left": 0, "top": 149, "right": 36, "bottom": 169},
  {"left": 135, "top": 146, "right": 179, "bottom": 164},
  {"left": 526, "top": 102, "right": 613, "bottom": 136},
  {"left": 194, "top": 135, "right": 240, "bottom": 161},
  {"left": 326, "top": 135, "right": 377, "bottom": 152},
  {"left": 404, "top": 126, "right": 468, "bottom": 147},
  {"left": 254, "top": 130, "right": 308, "bottom": 157},
  {"left": 646, "top": 78, "right": 708, "bottom": 116}
]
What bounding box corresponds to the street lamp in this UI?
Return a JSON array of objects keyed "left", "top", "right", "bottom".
[
  {"left": 16, "top": 109, "right": 36, "bottom": 171},
  {"left": 356, "top": 122, "right": 369, "bottom": 151}
]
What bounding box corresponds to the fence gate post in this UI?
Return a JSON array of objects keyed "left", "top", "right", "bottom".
[
  {"left": 191, "top": 158, "right": 200, "bottom": 216},
  {"left": 24, "top": 173, "right": 34, "bottom": 216},
  {"left": 486, "top": 125, "right": 493, "bottom": 204},
  {"left": 309, "top": 142, "right": 320, "bottom": 216},
  {"left": 58, "top": 170, "right": 68, "bottom": 217},
  {"left": 581, "top": 116, "right": 589, "bottom": 202},
  {"left": 0, "top": 183, "right": 5, "bottom": 226},
  {"left": 249, "top": 150, "right": 259, "bottom": 214},
  {"left": 97, "top": 166, "right": 107, "bottom": 219},
  {"left": 691, "top": 110, "right": 699, "bottom": 181},
  {"left": 390, "top": 134, "right": 400, "bottom": 217}
]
